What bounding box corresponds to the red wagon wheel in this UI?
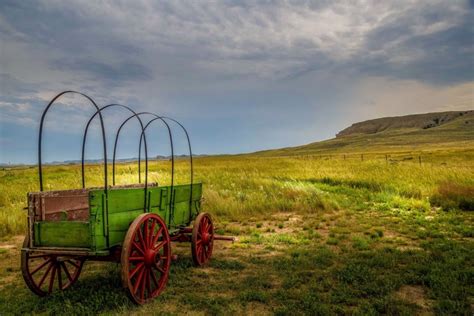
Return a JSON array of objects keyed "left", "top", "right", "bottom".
[
  {"left": 121, "top": 213, "right": 171, "bottom": 304},
  {"left": 21, "top": 237, "right": 85, "bottom": 296},
  {"left": 191, "top": 212, "right": 214, "bottom": 266}
]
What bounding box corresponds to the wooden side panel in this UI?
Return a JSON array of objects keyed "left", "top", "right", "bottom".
[
  {"left": 107, "top": 188, "right": 147, "bottom": 214},
  {"left": 107, "top": 187, "right": 170, "bottom": 247},
  {"left": 147, "top": 187, "right": 170, "bottom": 221},
  {"left": 89, "top": 190, "right": 107, "bottom": 251},
  {"left": 169, "top": 183, "right": 203, "bottom": 229},
  {"left": 28, "top": 189, "right": 90, "bottom": 222},
  {"left": 33, "top": 221, "right": 90, "bottom": 248},
  {"left": 89, "top": 184, "right": 202, "bottom": 250}
]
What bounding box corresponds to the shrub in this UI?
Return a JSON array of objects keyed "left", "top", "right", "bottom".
[{"left": 430, "top": 183, "right": 474, "bottom": 211}]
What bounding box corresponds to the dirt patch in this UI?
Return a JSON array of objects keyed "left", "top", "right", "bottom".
[
  {"left": 0, "top": 235, "right": 23, "bottom": 250},
  {"left": 394, "top": 285, "right": 434, "bottom": 315}
]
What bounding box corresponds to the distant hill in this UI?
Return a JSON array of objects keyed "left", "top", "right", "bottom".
[
  {"left": 336, "top": 111, "right": 473, "bottom": 137},
  {"left": 254, "top": 110, "right": 474, "bottom": 156}
]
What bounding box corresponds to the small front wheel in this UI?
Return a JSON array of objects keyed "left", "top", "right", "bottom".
[
  {"left": 191, "top": 212, "right": 214, "bottom": 266},
  {"left": 121, "top": 213, "right": 171, "bottom": 304}
]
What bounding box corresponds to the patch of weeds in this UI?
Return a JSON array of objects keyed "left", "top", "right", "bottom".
[
  {"left": 326, "top": 237, "right": 339, "bottom": 245},
  {"left": 183, "top": 293, "right": 234, "bottom": 315},
  {"left": 430, "top": 182, "right": 474, "bottom": 211},
  {"left": 212, "top": 259, "right": 245, "bottom": 271},
  {"left": 239, "top": 289, "right": 269, "bottom": 303},
  {"left": 352, "top": 236, "right": 371, "bottom": 250}
]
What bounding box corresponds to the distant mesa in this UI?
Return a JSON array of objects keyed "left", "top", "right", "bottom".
[{"left": 336, "top": 111, "right": 473, "bottom": 138}]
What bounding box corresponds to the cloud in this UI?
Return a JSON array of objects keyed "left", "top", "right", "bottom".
[
  {"left": 346, "top": 78, "right": 474, "bottom": 120},
  {"left": 1, "top": 0, "right": 471, "bottom": 84},
  {"left": 0, "top": 0, "right": 472, "bottom": 163},
  {"left": 52, "top": 58, "right": 153, "bottom": 85}
]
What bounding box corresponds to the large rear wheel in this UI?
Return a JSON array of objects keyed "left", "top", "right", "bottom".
[
  {"left": 191, "top": 212, "right": 214, "bottom": 266},
  {"left": 121, "top": 213, "right": 171, "bottom": 304},
  {"left": 21, "top": 237, "right": 85, "bottom": 296}
]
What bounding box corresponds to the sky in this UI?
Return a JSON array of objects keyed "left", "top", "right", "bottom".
[{"left": 0, "top": 0, "right": 473, "bottom": 164}]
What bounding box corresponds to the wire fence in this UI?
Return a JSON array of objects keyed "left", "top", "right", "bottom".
[{"left": 268, "top": 151, "right": 474, "bottom": 167}]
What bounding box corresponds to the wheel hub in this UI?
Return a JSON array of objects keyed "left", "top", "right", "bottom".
[
  {"left": 201, "top": 232, "right": 210, "bottom": 245},
  {"left": 144, "top": 249, "right": 157, "bottom": 267}
]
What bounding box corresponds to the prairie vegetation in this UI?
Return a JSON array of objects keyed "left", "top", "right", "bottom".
[{"left": 0, "top": 147, "right": 473, "bottom": 314}]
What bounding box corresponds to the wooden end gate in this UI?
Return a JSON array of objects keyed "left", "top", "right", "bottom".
[{"left": 21, "top": 91, "right": 234, "bottom": 304}]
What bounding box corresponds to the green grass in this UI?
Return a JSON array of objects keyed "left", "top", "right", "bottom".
[{"left": 0, "top": 146, "right": 473, "bottom": 314}]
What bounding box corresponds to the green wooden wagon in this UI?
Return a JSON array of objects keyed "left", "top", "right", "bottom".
[{"left": 21, "top": 91, "right": 233, "bottom": 304}]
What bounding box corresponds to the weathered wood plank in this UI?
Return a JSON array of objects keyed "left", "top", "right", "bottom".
[{"left": 34, "top": 222, "right": 90, "bottom": 248}]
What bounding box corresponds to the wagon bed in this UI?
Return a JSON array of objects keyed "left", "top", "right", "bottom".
[{"left": 26, "top": 183, "right": 202, "bottom": 254}]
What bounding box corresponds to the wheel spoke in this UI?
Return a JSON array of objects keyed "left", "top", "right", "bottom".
[
  {"left": 57, "top": 264, "right": 63, "bottom": 290},
  {"left": 152, "top": 227, "right": 163, "bottom": 246},
  {"left": 143, "top": 220, "right": 149, "bottom": 249},
  {"left": 137, "top": 226, "right": 146, "bottom": 250},
  {"left": 151, "top": 268, "right": 159, "bottom": 288},
  {"left": 129, "top": 256, "right": 145, "bottom": 261},
  {"left": 140, "top": 268, "right": 147, "bottom": 300},
  {"left": 201, "top": 220, "right": 207, "bottom": 234},
  {"left": 133, "top": 267, "right": 145, "bottom": 294},
  {"left": 129, "top": 262, "right": 144, "bottom": 279},
  {"left": 61, "top": 262, "right": 73, "bottom": 282},
  {"left": 132, "top": 241, "right": 145, "bottom": 255},
  {"left": 146, "top": 269, "right": 152, "bottom": 298},
  {"left": 154, "top": 240, "right": 166, "bottom": 251},
  {"left": 66, "top": 259, "right": 81, "bottom": 269},
  {"left": 38, "top": 262, "right": 54, "bottom": 287},
  {"left": 30, "top": 258, "right": 51, "bottom": 275},
  {"left": 48, "top": 265, "right": 56, "bottom": 293},
  {"left": 153, "top": 264, "right": 166, "bottom": 274},
  {"left": 149, "top": 220, "right": 156, "bottom": 247}
]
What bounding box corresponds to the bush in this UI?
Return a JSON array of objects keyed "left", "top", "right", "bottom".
[{"left": 430, "top": 183, "right": 474, "bottom": 211}]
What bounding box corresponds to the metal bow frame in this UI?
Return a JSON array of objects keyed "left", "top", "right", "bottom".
[
  {"left": 38, "top": 91, "right": 194, "bottom": 215},
  {"left": 38, "top": 91, "right": 108, "bottom": 192},
  {"left": 81, "top": 104, "right": 149, "bottom": 208}
]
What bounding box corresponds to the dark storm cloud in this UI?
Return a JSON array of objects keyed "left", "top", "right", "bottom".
[
  {"left": 1, "top": 1, "right": 471, "bottom": 86},
  {"left": 356, "top": 6, "right": 474, "bottom": 84},
  {"left": 0, "top": 0, "right": 472, "bottom": 163}
]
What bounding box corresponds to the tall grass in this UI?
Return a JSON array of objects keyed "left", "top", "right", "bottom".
[{"left": 1, "top": 151, "right": 473, "bottom": 237}]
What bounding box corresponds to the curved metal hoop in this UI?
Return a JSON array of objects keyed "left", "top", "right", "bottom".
[
  {"left": 141, "top": 116, "right": 194, "bottom": 221},
  {"left": 38, "top": 91, "right": 108, "bottom": 192},
  {"left": 112, "top": 112, "right": 174, "bottom": 188},
  {"left": 81, "top": 104, "right": 149, "bottom": 193},
  {"left": 161, "top": 116, "right": 193, "bottom": 190},
  {"left": 163, "top": 116, "right": 194, "bottom": 220}
]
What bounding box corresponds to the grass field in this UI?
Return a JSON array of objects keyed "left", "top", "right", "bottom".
[{"left": 0, "top": 147, "right": 473, "bottom": 314}]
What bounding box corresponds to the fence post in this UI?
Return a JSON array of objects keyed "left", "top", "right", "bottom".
[
  {"left": 419, "top": 156, "right": 422, "bottom": 166},
  {"left": 361, "top": 154, "right": 364, "bottom": 161}
]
